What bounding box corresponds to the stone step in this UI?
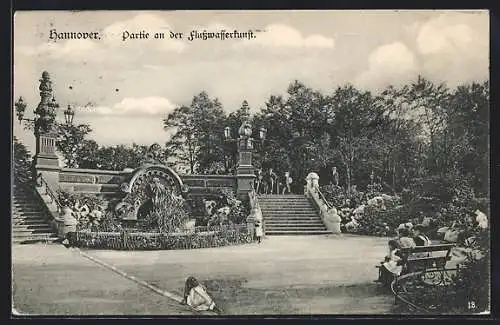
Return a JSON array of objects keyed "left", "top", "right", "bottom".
[
  {"left": 13, "top": 204, "right": 44, "bottom": 209},
  {"left": 12, "top": 227, "right": 54, "bottom": 234},
  {"left": 13, "top": 212, "right": 46, "bottom": 218},
  {"left": 263, "top": 212, "right": 318, "bottom": 216},
  {"left": 13, "top": 214, "right": 47, "bottom": 220},
  {"left": 259, "top": 198, "right": 310, "bottom": 201},
  {"left": 264, "top": 224, "right": 325, "bottom": 228},
  {"left": 264, "top": 216, "right": 322, "bottom": 220},
  {"left": 258, "top": 195, "right": 306, "bottom": 198},
  {"left": 260, "top": 209, "right": 317, "bottom": 213},
  {"left": 12, "top": 194, "right": 35, "bottom": 203},
  {"left": 12, "top": 214, "right": 46, "bottom": 220},
  {"left": 258, "top": 197, "right": 309, "bottom": 202},
  {"left": 265, "top": 228, "right": 327, "bottom": 233},
  {"left": 264, "top": 220, "right": 324, "bottom": 224},
  {"left": 12, "top": 220, "right": 49, "bottom": 227},
  {"left": 265, "top": 230, "right": 332, "bottom": 235},
  {"left": 12, "top": 235, "right": 59, "bottom": 244},
  {"left": 12, "top": 222, "right": 51, "bottom": 228},
  {"left": 12, "top": 223, "right": 52, "bottom": 230},
  {"left": 259, "top": 204, "right": 313, "bottom": 209},
  {"left": 14, "top": 208, "right": 45, "bottom": 213}
]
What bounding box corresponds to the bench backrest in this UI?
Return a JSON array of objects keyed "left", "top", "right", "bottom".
[{"left": 400, "top": 244, "right": 455, "bottom": 254}]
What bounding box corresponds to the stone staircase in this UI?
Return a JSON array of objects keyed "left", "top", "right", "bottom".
[
  {"left": 12, "top": 182, "right": 58, "bottom": 244},
  {"left": 258, "top": 194, "right": 331, "bottom": 235}
]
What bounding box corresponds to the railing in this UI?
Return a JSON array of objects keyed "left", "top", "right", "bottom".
[
  {"left": 36, "top": 173, "right": 63, "bottom": 214},
  {"left": 314, "top": 185, "right": 333, "bottom": 210},
  {"left": 391, "top": 268, "right": 458, "bottom": 314}
]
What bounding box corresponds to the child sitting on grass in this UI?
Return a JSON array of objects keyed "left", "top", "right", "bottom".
[{"left": 182, "top": 276, "right": 222, "bottom": 314}]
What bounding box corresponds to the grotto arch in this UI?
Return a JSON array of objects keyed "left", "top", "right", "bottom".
[{"left": 115, "top": 164, "right": 186, "bottom": 221}]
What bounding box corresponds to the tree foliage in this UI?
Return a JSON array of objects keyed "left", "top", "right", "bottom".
[{"left": 13, "top": 137, "right": 32, "bottom": 183}]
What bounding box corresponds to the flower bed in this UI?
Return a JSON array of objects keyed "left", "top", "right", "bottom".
[{"left": 71, "top": 225, "right": 252, "bottom": 250}]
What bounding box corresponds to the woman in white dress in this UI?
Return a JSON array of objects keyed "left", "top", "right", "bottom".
[{"left": 376, "top": 239, "right": 403, "bottom": 287}]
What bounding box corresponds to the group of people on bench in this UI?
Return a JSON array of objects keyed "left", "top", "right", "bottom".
[{"left": 375, "top": 222, "right": 431, "bottom": 287}]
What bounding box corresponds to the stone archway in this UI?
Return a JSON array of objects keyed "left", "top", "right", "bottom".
[{"left": 115, "top": 164, "right": 185, "bottom": 221}]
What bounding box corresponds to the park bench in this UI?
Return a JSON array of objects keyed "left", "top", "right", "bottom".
[{"left": 399, "top": 243, "right": 455, "bottom": 274}]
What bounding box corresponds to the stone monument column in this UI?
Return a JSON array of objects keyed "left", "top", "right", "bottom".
[
  {"left": 236, "top": 120, "right": 256, "bottom": 199},
  {"left": 33, "top": 71, "right": 60, "bottom": 189}
]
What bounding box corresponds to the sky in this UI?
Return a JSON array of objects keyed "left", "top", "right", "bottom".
[{"left": 13, "top": 10, "right": 489, "bottom": 154}]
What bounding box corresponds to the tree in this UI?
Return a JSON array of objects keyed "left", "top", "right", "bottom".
[
  {"left": 398, "top": 76, "right": 450, "bottom": 174},
  {"left": 376, "top": 85, "right": 426, "bottom": 191},
  {"left": 329, "top": 84, "right": 380, "bottom": 193},
  {"left": 444, "top": 81, "right": 489, "bottom": 195},
  {"left": 56, "top": 123, "right": 92, "bottom": 168},
  {"left": 164, "top": 91, "right": 227, "bottom": 174},
  {"left": 13, "top": 137, "right": 33, "bottom": 183},
  {"left": 89, "top": 144, "right": 149, "bottom": 171},
  {"left": 74, "top": 139, "right": 99, "bottom": 169}
]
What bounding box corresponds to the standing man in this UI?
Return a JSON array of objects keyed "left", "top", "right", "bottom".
[
  {"left": 282, "top": 171, "right": 293, "bottom": 194},
  {"left": 331, "top": 166, "right": 339, "bottom": 187},
  {"left": 267, "top": 168, "right": 278, "bottom": 194}
]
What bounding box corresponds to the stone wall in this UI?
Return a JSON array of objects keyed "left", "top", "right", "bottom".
[
  {"left": 58, "top": 168, "right": 236, "bottom": 193},
  {"left": 57, "top": 167, "right": 237, "bottom": 219},
  {"left": 58, "top": 168, "right": 128, "bottom": 194}
]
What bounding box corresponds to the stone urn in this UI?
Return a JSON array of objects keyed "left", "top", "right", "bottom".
[
  {"left": 326, "top": 207, "right": 342, "bottom": 234},
  {"left": 306, "top": 172, "right": 320, "bottom": 193},
  {"left": 61, "top": 206, "right": 77, "bottom": 238}
]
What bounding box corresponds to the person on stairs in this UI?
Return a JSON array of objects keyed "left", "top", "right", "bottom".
[
  {"left": 266, "top": 168, "right": 278, "bottom": 194},
  {"left": 282, "top": 171, "right": 293, "bottom": 194}
]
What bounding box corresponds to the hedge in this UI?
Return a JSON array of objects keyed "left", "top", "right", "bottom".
[{"left": 70, "top": 225, "right": 252, "bottom": 250}]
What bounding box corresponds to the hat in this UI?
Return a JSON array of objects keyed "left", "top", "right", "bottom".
[{"left": 413, "top": 224, "right": 426, "bottom": 231}]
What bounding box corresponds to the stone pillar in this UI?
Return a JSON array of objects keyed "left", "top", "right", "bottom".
[
  {"left": 34, "top": 132, "right": 60, "bottom": 189},
  {"left": 236, "top": 138, "right": 255, "bottom": 199},
  {"left": 32, "top": 71, "right": 61, "bottom": 189}
]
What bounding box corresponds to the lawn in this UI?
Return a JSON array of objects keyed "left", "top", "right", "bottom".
[
  {"left": 12, "top": 244, "right": 193, "bottom": 315},
  {"left": 14, "top": 234, "right": 464, "bottom": 315},
  {"left": 82, "top": 234, "right": 398, "bottom": 315}
]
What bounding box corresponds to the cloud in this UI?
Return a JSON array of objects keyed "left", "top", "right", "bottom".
[
  {"left": 102, "top": 13, "right": 186, "bottom": 53},
  {"left": 16, "top": 39, "right": 102, "bottom": 61},
  {"left": 15, "top": 13, "right": 186, "bottom": 62},
  {"left": 240, "top": 24, "right": 334, "bottom": 49},
  {"left": 416, "top": 13, "right": 484, "bottom": 55},
  {"left": 92, "top": 96, "right": 176, "bottom": 116},
  {"left": 415, "top": 12, "right": 488, "bottom": 84},
  {"left": 355, "top": 42, "right": 417, "bottom": 89}
]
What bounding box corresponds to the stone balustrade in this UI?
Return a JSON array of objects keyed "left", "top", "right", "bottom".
[{"left": 305, "top": 172, "right": 342, "bottom": 234}]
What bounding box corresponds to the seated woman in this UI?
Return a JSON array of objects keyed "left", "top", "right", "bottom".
[
  {"left": 182, "top": 276, "right": 222, "bottom": 314},
  {"left": 397, "top": 227, "right": 416, "bottom": 249},
  {"left": 413, "top": 224, "right": 431, "bottom": 246},
  {"left": 412, "top": 224, "right": 432, "bottom": 258},
  {"left": 376, "top": 239, "right": 404, "bottom": 287}
]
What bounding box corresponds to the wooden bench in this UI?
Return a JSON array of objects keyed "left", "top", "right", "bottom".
[{"left": 400, "top": 244, "right": 455, "bottom": 274}]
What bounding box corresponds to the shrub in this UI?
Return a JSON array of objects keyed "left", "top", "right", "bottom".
[
  {"left": 454, "top": 230, "right": 491, "bottom": 312},
  {"left": 140, "top": 179, "right": 189, "bottom": 233},
  {"left": 202, "top": 188, "right": 250, "bottom": 226},
  {"left": 57, "top": 191, "right": 107, "bottom": 231},
  {"left": 72, "top": 225, "right": 252, "bottom": 250}
]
